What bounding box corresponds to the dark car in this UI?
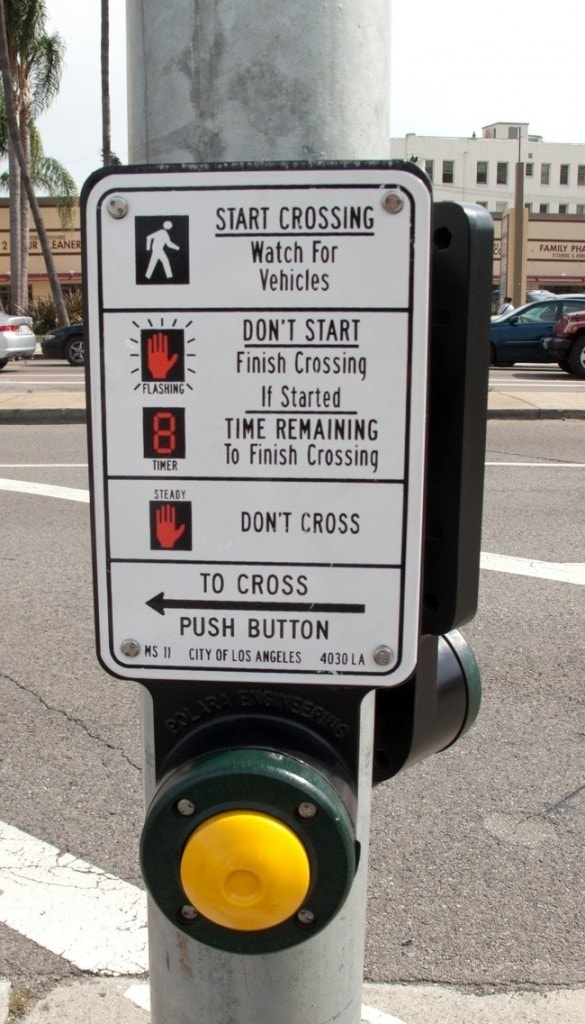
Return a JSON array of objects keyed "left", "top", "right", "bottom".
[
  {"left": 41, "top": 323, "right": 85, "bottom": 366},
  {"left": 490, "top": 295, "right": 585, "bottom": 366},
  {"left": 543, "top": 310, "right": 585, "bottom": 377}
]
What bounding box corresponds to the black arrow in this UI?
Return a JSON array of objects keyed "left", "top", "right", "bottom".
[{"left": 146, "top": 592, "right": 365, "bottom": 616}]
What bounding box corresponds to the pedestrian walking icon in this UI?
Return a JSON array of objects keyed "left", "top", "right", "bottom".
[
  {"left": 135, "top": 215, "right": 190, "bottom": 285},
  {"left": 145, "top": 221, "right": 179, "bottom": 279}
]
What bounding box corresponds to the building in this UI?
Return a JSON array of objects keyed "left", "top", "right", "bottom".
[
  {"left": 390, "top": 121, "right": 585, "bottom": 296},
  {"left": 391, "top": 121, "right": 585, "bottom": 216},
  {"left": 0, "top": 198, "right": 81, "bottom": 309},
  {"left": 4, "top": 126, "right": 585, "bottom": 304}
]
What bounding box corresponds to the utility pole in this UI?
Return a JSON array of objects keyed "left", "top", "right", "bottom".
[
  {"left": 125, "top": 1, "right": 390, "bottom": 164},
  {"left": 124, "top": 3, "right": 390, "bottom": 1023},
  {"left": 512, "top": 126, "right": 526, "bottom": 307}
]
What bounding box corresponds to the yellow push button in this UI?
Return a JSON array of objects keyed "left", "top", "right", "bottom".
[{"left": 180, "top": 810, "right": 311, "bottom": 931}]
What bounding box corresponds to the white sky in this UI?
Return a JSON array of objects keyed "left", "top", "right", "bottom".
[{"left": 36, "top": 0, "right": 585, "bottom": 191}]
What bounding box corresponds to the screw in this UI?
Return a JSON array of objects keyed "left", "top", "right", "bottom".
[
  {"left": 107, "top": 196, "right": 128, "bottom": 219},
  {"left": 120, "top": 639, "right": 140, "bottom": 658},
  {"left": 297, "top": 802, "right": 317, "bottom": 820},
  {"left": 297, "top": 908, "right": 316, "bottom": 927},
  {"left": 180, "top": 905, "right": 198, "bottom": 921},
  {"left": 176, "top": 799, "right": 195, "bottom": 817},
  {"left": 373, "top": 645, "right": 394, "bottom": 667},
  {"left": 381, "top": 191, "right": 404, "bottom": 214}
]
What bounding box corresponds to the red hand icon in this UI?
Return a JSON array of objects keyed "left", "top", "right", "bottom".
[
  {"left": 147, "top": 331, "right": 179, "bottom": 380},
  {"left": 155, "top": 504, "right": 186, "bottom": 549}
]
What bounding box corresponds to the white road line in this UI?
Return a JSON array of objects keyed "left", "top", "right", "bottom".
[
  {"left": 122, "top": 985, "right": 409, "bottom": 1023},
  {"left": 0, "top": 477, "right": 89, "bottom": 503},
  {"left": 0, "top": 463, "right": 88, "bottom": 468},
  {"left": 481, "top": 552, "right": 585, "bottom": 585},
  {"left": 0, "top": 821, "right": 147, "bottom": 975},
  {"left": 0, "top": 816, "right": 406, "bottom": 1021},
  {"left": 2, "top": 478, "right": 583, "bottom": 585},
  {"left": 2, "top": 461, "right": 581, "bottom": 470}
]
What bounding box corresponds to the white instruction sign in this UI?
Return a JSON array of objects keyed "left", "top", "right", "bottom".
[{"left": 83, "top": 163, "right": 431, "bottom": 685}]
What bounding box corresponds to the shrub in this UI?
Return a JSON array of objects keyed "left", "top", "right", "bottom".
[{"left": 26, "top": 288, "right": 83, "bottom": 334}]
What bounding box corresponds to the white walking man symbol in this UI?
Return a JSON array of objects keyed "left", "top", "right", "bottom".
[{"left": 145, "top": 220, "right": 180, "bottom": 280}]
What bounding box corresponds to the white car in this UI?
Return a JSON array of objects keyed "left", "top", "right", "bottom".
[{"left": 0, "top": 313, "right": 36, "bottom": 369}]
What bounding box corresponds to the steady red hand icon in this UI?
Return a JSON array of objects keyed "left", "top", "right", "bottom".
[
  {"left": 147, "top": 331, "right": 179, "bottom": 380},
  {"left": 155, "top": 504, "right": 186, "bottom": 549}
]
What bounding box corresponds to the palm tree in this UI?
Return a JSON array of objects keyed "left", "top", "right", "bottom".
[
  {"left": 0, "top": 0, "right": 68, "bottom": 318},
  {"left": 0, "top": 117, "right": 77, "bottom": 221},
  {"left": 0, "top": 0, "right": 68, "bottom": 323}
]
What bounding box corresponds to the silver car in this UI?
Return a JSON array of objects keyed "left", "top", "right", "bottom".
[{"left": 0, "top": 313, "right": 36, "bottom": 369}]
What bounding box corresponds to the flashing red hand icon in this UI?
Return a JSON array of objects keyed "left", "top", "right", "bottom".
[
  {"left": 155, "top": 503, "right": 186, "bottom": 549},
  {"left": 147, "top": 331, "right": 179, "bottom": 380}
]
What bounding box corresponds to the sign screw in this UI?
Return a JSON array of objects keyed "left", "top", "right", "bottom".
[
  {"left": 297, "top": 802, "right": 317, "bottom": 820},
  {"left": 107, "top": 196, "right": 128, "bottom": 219},
  {"left": 180, "top": 905, "right": 198, "bottom": 921},
  {"left": 297, "top": 908, "right": 316, "bottom": 927},
  {"left": 373, "top": 645, "right": 394, "bottom": 667},
  {"left": 176, "top": 799, "right": 196, "bottom": 817},
  {"left": 120, "top": 639, "right": 140, "bottom": 658},
  {"left": 381, "top": 191, "right": 404, "bottom": 214}
]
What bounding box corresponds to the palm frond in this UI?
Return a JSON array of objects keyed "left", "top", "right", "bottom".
[{"left": 34, "top": 156, "right": 77, "bottom": 226}]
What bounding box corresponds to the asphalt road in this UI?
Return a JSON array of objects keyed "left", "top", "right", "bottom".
[
  {"left": 0, "top": 419, "right": 583, "bottom": 995},
  {"left": 1, "top": 357, "right": 585, "bottom": 396}
]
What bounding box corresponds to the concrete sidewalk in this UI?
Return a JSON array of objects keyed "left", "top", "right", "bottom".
[
  {"left": 2, "top": 977, "right": 585, "bottom": 1024},
  {"left": 1, "top": 380, "right": 585, "bottom": 422}
]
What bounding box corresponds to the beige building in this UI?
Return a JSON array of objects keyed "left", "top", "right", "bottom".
[
  {"left": 391, "top": 121, "right": 585, "bottom": 296},
  {"left": 0, "top": 197, "right": 82, "bottom": 308},
  {"left": 4, "top": 139, "right": 585, "bottom": 305}
]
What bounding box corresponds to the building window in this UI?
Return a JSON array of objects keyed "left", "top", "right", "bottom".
[
  {"left": 495, "top": 201, "right": 508, "bottom": 213},
  {"left": 526, "top": 163, "right": 533, "bottom": 177},
  {"left": 524, "top": 203, "right": 532, "bottom": 212},
  {"left": 559, "top": 204, "right": 569, "bottom": 214},
  {"left": 476, "top": 200, "right": 488, "bottom": 209},
  {"left": 424, "top": 159, "right": 434, "bottom": 181},
  {"left": 508, "top": 126, "right": 519, "bottom": 139},
  {"left": 560, "top": 164, "right": 569, "bottom": 185},
  {"left": 577, "top": 204, "right": 585, "bottom": 215},
  {"left": 541, "top": 164, "right": 550, "bottom": 185},
  {"left": 539, "top": 203, "right": 549, "bottom": 213},
  {"left": 442, "top": 160, "right": 454, "bottom": 184},
  {"left": 476, "top": 161, "right": 488, "bottom": 184},
  {"left": 578, "top": 165, "right": 585, "bottom": 186},
  {"left": 496, "top": 162, "right": 508, "bottom": 185}
]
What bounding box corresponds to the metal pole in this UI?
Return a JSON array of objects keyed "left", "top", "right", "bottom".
[
  {"left": 126, "top": 0, "right": 390, "bottom": 163},
  {"left": 512, "top": 127, "right": 525, "bottom": 307},
  {"left": 127, "top": 2, "right": 389, "bottom": 1022},
  {"left": 142, "top": 690, "right": 375, "bottom": 1024}
]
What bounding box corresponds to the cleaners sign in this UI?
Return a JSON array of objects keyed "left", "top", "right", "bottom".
[{"left": 83, "top": 163, "right": 431, "bottom": 686}]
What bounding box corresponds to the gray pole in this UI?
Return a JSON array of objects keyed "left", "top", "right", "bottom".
[
  {"left": 127, "top": 2, "right": 389, "bottom": 1021},
  {"left": 126, "top": 0, "right": 390, "bottom": 163}
]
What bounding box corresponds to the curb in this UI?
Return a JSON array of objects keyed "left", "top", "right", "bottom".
[
  {"left": 2, "top": 408, "right": 585, "bottom": 425},
  {"left": 487, "top": 407, "right": 585, "bottom": 420},
  {"left": 3, "top": 978, "right": 585, "bottom": 1024},
  {"left": 0, "top": 408, "right": 86, "bottom": 424}
]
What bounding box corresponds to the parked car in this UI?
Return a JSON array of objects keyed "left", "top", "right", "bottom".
[
  {"left": 41, "top": 323, "right": 85, "bottom": 366},
  {"left": 490, "top": 294, "right": 585, "bottom": 366},
  {"left": 0, "top": 313, "right": 36, "bottom": 369},
  {"left": 543, "top": 310, "right": 585, "bottom": 378}
]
